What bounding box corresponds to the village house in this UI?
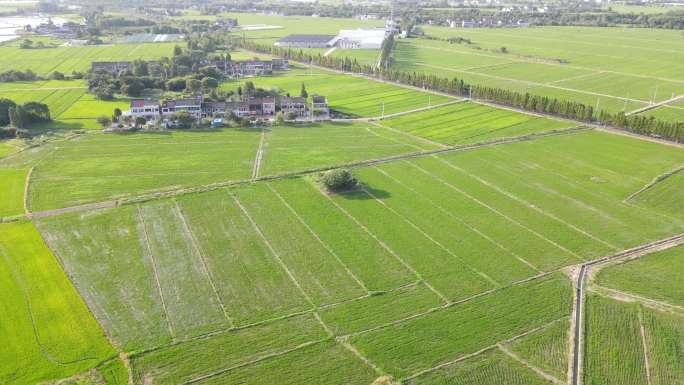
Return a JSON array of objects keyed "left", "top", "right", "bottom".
[
  {"left": 311, "top": 95, "right": 330, "bottom": 118},
  {"left": 280, "top": 96, "right": 308, "bottom": 118},
  {"left": 161, "top": 96, "right": 203, "bottom": 120},
  {"left": 248, "top": 97, "right": 276, "bottom": 117},
  {"left": 126, "top": 99, "right": 160, "bottom": 121}
]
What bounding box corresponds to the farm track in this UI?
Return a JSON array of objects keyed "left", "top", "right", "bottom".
[
  {"left": 17, "top": 127, "right": 589, "bottom": 222},
  {"left": 624, "top": 164, "right": 684, "bottom": 202},
  {"left": 275, "top": 53, "right": 683, "bottom": 148},
  {"left": 570, "top": 233, "right": 684, "bottom": 385},
  {"left": 251, "top": 127, "right": 267, "bottom": 180},
  {"left": 626, "top": 94, "right": 684, "bottom": 116},
  {"left": 497, "top": 343, "right": 564, "bottom": 385}
]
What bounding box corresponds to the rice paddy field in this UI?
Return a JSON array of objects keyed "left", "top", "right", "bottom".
[
  {"left": 2, "top": 37, "right": 684, "bottom": 384},
  {"left": 394, "top": 26, "right": 684, "bottom": 120},
  {"left": 377, "top": 101, "right": 575, "bottom": 145},
  {"left": 596, "top": 245, "right": 684, "bottom": 307},
  {"left": 0, "top": 42, "right": 177, "bottom": 75},
  {"left": 0, "top": 221, "right": 115, "bottom": 385},
  {"left": 222, "top": 67, "right": 453, "bottom": 117},
  {"left": 0, "top": 80, "right": 130, "bottom": 131},
  {"left": 26, "top": 125, "right": 684, "bottom": 384}
]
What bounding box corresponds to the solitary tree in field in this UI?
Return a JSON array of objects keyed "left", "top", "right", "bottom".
[
  {"left": 96, "top": 115, "right": 111, "bottom": 129},
  {"left": 319, "top": 169, "right": 357, "bottom": 192},
  {"left": 300, "top": 83, "right": 308, "bottom": 99}
]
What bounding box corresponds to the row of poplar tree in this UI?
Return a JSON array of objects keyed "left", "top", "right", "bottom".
[{"left": 233, "top": 38, "right": 684, "bottom": 143}]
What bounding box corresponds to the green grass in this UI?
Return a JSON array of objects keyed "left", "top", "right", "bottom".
[
  {"left": 596, "top": 245, "right": 684, "bottom": 307},
  {"left": 221, "top": 67, "right": 452, "bottom": 118},
  {"left": 642, "top": 308, "right": 684, "bottom": 385},
  {"left": 318, "top": 282, "right": 444, "bottom": 335},
  {"left": 37, "top": 206, "right": 173, "bottom": 352},
  {"left": 0, "top": 221, "right": 115, "bottom": 385},
  {"left": 29, "top": 128, "right": 261, "bottom": 211},
  {"left": 392, "top": 26, "right": 684, "bottom": 118},
  {"left": 97, "top": 358, "right": 128, "bottom": 385},
  {"left": 632, "top": 170, "right": 684, "bottom": 218},
  {"left": 0, "top": 43, "right": 177, "bottom": 75},
  {"left": 507, "top": 318, "right": 570, "bottom": 381},
  {"left": 195, "top": 340, "right": 378, "bottom": 385},
  {"left": 0, "top": 142, "right": 17, "bottom": 158},
  {"left": 130, "top": 314, "right": 329, "bottom": 385},
  {"left": 259, "top": 122, "right": 435, "bottom": 176},
  {"left": 583, "top": 295, "right": 647, "bottom": 385},
  {"left": 378, "top": 101, "right": 574, "bottom": 145},
  {"left": 176, "top": 189, "right": 311, "bottom": 325},
  {"left": 232, "top": 183, "right": 367, "bottom": 305},
  {"left": 348, "top": 273, "right": 572, "bottom": 379},
  {"left": 0, "top": 168, "right": 26, "bottom": 217},
  {"left": 269, "top": 177, "right": 416, "bottom": 291},
  {"left": 406, "top": 349, "right": 554, "bottom": 385}
]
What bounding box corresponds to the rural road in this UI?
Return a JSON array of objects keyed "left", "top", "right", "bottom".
[{"left": 571, "top": 233, "right": 684, "bottom": 385}]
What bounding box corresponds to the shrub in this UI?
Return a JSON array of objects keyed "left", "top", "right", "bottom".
[{"left": 319, "top": 169, "right": 357, "bottom": 192}]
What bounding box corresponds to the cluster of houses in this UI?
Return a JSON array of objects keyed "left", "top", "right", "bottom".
[
  {"left": 91, "top": 58, "right": 289, "bottom": 78},
  {"left": 124, "top": 94, "right": 330, "bottom": 126},
  {"left": 32, "top": 20, "right": 85, "bottom": 38}
]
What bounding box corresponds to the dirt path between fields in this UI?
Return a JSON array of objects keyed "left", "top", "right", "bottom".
[
  {"left": 570, "top": 233, "right": 684, "bottom": 385},
  {"left": 498, "top": 344, "right": 564, "bottom": 385},
  {"left": 624, "top": 164, "right": 684, "bottom": 202},
  {"left": 19, "top": 127, "right": 587, "bottom": 222},
  {"left": 252, "top": 127, "right": 267, "bottom": 180}
]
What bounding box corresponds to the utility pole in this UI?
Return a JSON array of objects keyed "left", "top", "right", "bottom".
[
  {"left": 381, "top": 102, "right": 385, "bottom": 119},
  {"left": 653, "top": 86, "right": 658, "bottom": 105},
  {"left": 428, "top": 95, "right": 431, "bottom": 107},
  {"left": 595, "top": 98, "right": 600, "bottom": 113}
]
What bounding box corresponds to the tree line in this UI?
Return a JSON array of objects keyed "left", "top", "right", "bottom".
[
  {"left": 233, "top": 38, "right": 684, "bottom": 143},
  {"left": 0, "top": 98, "right": 51, "bottom": 138}
]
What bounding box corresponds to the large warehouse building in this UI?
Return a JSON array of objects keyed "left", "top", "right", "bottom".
[
  {"left": 274, "top": 34, "right": 337, "bottom": 48},
  {"left": 336, "top": 28, "right": 388, "bottom": 49}
]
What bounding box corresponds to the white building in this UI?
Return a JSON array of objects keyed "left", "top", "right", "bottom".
[{"left": 335, "top": 28, "right": 387, "bottom": 49}]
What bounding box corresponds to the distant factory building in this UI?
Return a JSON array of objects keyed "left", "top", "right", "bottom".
[
  {"left": 336, "top": 28, "right": 388, "bottom": 49},
  {"left": 275, "top": 34, "right": 337, "bottom": 48}
]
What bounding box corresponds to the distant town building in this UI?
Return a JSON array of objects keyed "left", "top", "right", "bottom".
[
  {"left": 275, "top": 34, "right": 337, "bottom": 48},
  {"left": 336, "top": 28, "right": 388, "bottom": 49}
]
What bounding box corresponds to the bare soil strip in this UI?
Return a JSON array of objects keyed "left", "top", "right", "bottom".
[
  {"left": 136, "top": 205, "right": 175, "bottom": 340},
  {"left": 369, "top": 121, "right": 448, "bottom": 149},
  {"left": 627, "top": 94, "right": 684, "bottom": 116},
  {"left": 251, "top": 127, "right": 267, "bottom": 180},
  {"left": 361, "top": 186, "right": 501, "bottom": 287},
  {"left": 173, "top": 202, "right": 233, "bottom": 325},
  {"left": 638, "top": 308, "right": 654, "bottom": 385},
  {"left": 624, "top": 164, "right": 684, "bottom": 202},
  {"left": 591, "top": 286, "right": 684, "bottom": 314},
  {"left": 268, "top": 184, "right": 370, "bottom": 293},
  {"left": 23, "top": 166, "right": 34, "bottom": 215},
  {"left": 570, "top": 233, "right": 684, "bottom": 385},
  {"left": 498, "top": 344, "right": 565, "bottom": 385},
  {"left": 339, "top": 340, "right": 386, "bottom": 377}
]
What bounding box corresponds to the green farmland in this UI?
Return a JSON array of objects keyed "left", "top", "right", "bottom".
[
  {"left": 222, "top": 67, "right": 453, "bottom": 118},
  {"left": 0, "top": 43, "right": 177, "bottom": 75},
  {"left": 377, "top": 101, "right": 574, "bottom": 145},
  {"left": 392, "top": 26, "right": 684, "bottom": 119},
  {"left": 2, "top": 18, "right": 684, "bottom": 384},
  {"left": 0, "top": 221, "right": 115, "bottom": 385}
]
